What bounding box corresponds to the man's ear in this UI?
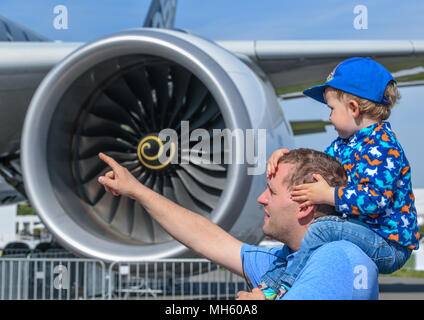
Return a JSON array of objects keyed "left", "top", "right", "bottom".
[
  {"left": 298, "top": 204, "right": 316, "bottom": 224},
  {"left": 348, "top": 99, "right": 360, "bottom": 119}
]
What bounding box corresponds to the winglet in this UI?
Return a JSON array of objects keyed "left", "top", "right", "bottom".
[{"left": 143, "top": 0, "right": 177, "bottom": 29}]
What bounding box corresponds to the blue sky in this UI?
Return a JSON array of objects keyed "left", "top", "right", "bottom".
[
  {"left": 1, "top": 0, "right": 423, "bottom": 186},
  {"left": 1, "top": 0, "right": 424, "bottom": 42}
]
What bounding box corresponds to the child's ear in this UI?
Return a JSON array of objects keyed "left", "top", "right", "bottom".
[{"left": 348, "top": 99, "right": 360, "bottom": 119}]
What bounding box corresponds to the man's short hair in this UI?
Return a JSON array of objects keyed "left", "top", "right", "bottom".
[{"left": 278, "top": 148, "right": 348, "bottom": 218}]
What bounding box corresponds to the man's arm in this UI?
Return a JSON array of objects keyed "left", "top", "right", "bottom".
[
  {"left": 133, "top": 184, "right": 244, "bottom": 275},
  {"left": 97, "top": 153, "right": 244, "bottom": 276}
]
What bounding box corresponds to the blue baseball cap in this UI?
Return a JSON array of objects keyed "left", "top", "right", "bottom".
[{"left": 303, "top": 57, "right": 395, "bottom": 105}]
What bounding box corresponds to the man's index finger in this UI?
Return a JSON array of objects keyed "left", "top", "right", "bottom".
[{"left": 99, "top": 152, "right": 120, "bottom": 170}]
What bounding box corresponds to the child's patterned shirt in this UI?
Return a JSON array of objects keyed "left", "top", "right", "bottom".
[{"left": 325, "top": 122, "right": 419, "bottom": 250}]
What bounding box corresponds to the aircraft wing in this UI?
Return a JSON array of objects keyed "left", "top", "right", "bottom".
[
  {"left": 0, "top": 39, "right": 423, "bottom": 145},
  {"left": 219, "top": 40, "right": 424, "bottom": 135},
  {"left": 217, "top": 40, "right": 424, "bottom": 97},
  {"left": 2, "top": 39, "right": 423, "bottom": 93}
]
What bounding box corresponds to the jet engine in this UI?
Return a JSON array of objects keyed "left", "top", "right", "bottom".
[{"left": 21, "top": 29, "right": 293, "bottom": 262}]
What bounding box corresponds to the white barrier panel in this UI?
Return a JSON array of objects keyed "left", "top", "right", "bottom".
[
  {"left": 0, "top": 258, "right": 106, "bottom": 300},
  {"left": 0, "top": 257, "right": 247, "bottom": 300},
  {"left": 414, "top": 189, "right": 424, "bottom": 226},
  {"left": 0, "top": 204, "right": 17, "bottom": 248}
]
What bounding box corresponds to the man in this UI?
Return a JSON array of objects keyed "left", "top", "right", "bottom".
[{"left": 97, "top": 148, "right": 379, "bottom": 299}]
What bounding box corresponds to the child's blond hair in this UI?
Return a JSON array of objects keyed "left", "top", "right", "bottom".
[{"left": 327, "top": 81, "right": 400, "bottom": 121}]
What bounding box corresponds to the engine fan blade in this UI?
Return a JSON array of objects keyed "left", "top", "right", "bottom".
[
  {"left": 170, "top": 176, "right": 209, "bottom": 216},
  {"left": 76, "top": 155, "right": 108, "bottom": 184},
  {"left": 180, "top": 163, "right": 226, "bottom": 191},
  {"left": 80, "top": 168, "right": 109, "bottom": 205},
  {"left": 146, "top": 64, "right": 170, "bottom": 128},
  {"left": 123, "top": 66, "right": 158, "bottom": 131},
  {"left": 109, "top": 196, "right": 135, "bottom": 236},
  {"left": 90, "top": 94, "right": 143, "bottom": 136},
  {"left": 162, "top": 175, "right": 177, "bottom": 203},
  {"left": 92, "top": 191, "right": 120, "bottom": 224},
  {"left": 131, "top": 203, "right": 155, "bottom": 243},
  {"left": 180, "top": 154, "right": 227, "bottom": 172},
  {"left": 102, "top": 77, "right": 145, "bottom": 127},
  {"left": 78, "top": 136, "right": 136, "bottom": 159},
  {"left": 167, "top": 65, "right": 192, "bottom": 128},
  {"left": 102, "top": 151, "right": 138, "bottom": 162},
  {"left": 175, "top": 77, "right": 209, "bottom": 129},
  {"left": 119, "top": 159, "right": 141, "bottom": 172},
  {"left": 82, "top": 113, "right": 139, "bottom": 144},
  {"left": 175, "top": 168, "right": 219, "bottom": 209},
  {"left": 189, "top": 99, "right": 220, "bottom": 131}
]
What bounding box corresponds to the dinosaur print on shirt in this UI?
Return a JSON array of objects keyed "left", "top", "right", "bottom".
[{"left": 325, "top": 122, "right": 419, "bottom": 250}]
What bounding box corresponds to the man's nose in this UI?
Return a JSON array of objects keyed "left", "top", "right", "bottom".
[{"left": 257, "top": 190, "right": 269, "bottom": 206}]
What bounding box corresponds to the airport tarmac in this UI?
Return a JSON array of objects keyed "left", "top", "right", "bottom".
[{"left": 379, "top": 277, "right": 424, "bottom": 300}]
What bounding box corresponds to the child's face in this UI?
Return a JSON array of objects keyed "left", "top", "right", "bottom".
[{"left": 324, "top": 89, "right": 357, "bottom": 139}]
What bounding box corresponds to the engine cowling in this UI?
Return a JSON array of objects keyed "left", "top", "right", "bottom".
[{"left": 21, "top": 29, "right": 293, "bottom": 262}]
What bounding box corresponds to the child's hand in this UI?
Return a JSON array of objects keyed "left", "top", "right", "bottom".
[
  {"left": 236, "top": 288, "right": 266, "bottom": 300},
  {"left": 291, "top": 174, "right": 335, "bottom": 208},
  {"left": 267, "top": 149, "right": 290, "bottom": 178}
]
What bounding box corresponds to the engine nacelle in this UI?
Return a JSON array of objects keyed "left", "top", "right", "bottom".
[{"left": 21, "top": 29, "right": 293, "bottom": 262}]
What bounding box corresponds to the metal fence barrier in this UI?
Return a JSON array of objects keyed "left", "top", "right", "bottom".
[
  {"left": 0, "top": 255, "right": 247, "bottom": 300},
  {"left": 108, "top": 259, "right": 248, "bottom": 300},
  {"left": 0, "top": 258, "right": 106, "bottom": 300}
]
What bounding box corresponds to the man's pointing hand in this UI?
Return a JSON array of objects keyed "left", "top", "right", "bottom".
[{"left": 97, "top": 152, "right": 141, "bottom": 200}]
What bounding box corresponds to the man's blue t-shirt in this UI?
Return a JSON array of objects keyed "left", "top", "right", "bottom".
[{"left": 241, "top": 240, "right": 379, "bottom": 300}]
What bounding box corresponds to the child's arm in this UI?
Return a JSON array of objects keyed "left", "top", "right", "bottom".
[
  {"left": 290, "top": 140, "right": 339, "bottom": 208},
  {"left": 292, "top": 146, "right": 404, "bottom": 217},
  {"left": 291, "top": 174, "right": 335, "bottom": 208},
  {"left": 267, "top": 148, "right": 290, "bottom": 178}
]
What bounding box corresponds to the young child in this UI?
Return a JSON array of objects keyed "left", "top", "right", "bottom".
[{"left": 260, "top": 57, "right": 419, "bottom": 300}]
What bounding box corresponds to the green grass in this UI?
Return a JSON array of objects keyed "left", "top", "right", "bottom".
[
  {"left": 17, "top": 204, "right": 36, "bottom": 216},
  {"left": 383, "top": 269, "right": 424, "bottom": 278},
  {"left": 276, "top": 80, "right": 323, "bottom": 96},
  {"left": 385, "top": 58, "right": 424, "bottom": 73},
  {"left": 380, "top": 254, "right": 424, "bottom": 278},
  {"left": 396, "top": 72, "right": 424, "bottom": 83}
]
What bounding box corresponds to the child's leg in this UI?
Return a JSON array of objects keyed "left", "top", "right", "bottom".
[
  {"left": 259, "top": 246, "right": 291, "bottom": 299},
  {"left": 278, "top": 215, "right": 349, "bottom": 289},
  {"left": 326, "top": 217, "right": 411, "bottom": 274},
  {"left": 279, "top": 215, "right": 411, "bottom": 290},
  {"left": 258, "top": 216, "right": 346, "bottom": 299},
  {"left": 259, "top": 258, "right": 288, "bottom": 299}
]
